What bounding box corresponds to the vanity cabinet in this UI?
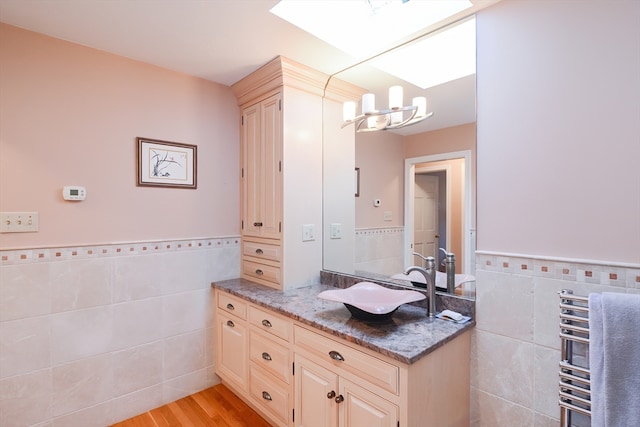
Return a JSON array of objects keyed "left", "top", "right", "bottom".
[
  {"left": 215, "top": 289, "right": 294, "bottom": 427},
  {"left": 295, "top": 353, "right": 398, "bottom": 427},
  {"left": 294, "top": 325, "right": 398, "bottom": 427},
  {"left": 214, "top": 288, "right": 471, "bottom": 427},
  {"left": 247, "top": 305, "right": 293, "bottom": 427},
  {"left": 215, "top": 292, "right": 249, "bottom": 391}
]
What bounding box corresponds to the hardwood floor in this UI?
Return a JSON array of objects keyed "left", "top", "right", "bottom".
[{"left": 111, "top": 384, "right": 272, "bottom": 427}]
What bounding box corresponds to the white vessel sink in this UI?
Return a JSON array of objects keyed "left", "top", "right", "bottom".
[{"left": 317, "top": 282, "right": 426, "bottom": 321}]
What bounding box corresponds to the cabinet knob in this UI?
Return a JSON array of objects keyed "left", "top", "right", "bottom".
[
  {"left": 255, "top": 269, "right": 264, "bottom": 275},
  {"left": 335, "top": 395, "right": 344, "bottom": 404},
  {"left": 261, "top": 352, "right": 272, "bottom": 361},
  {"left": 254, "top": 222, "right": 263, "bottom": 227},
  {"left": 329, "top": 350, "right": 345, "bottom": 362},
  {"left": 261, "top": 319, "right": 272, "bottom": 328},
  {"left": 262, "top": 391, "right": 272, "bottom": 401},
  {"left": 226, "top": 303, "right": 234, "bottom": 310},
  {"left": 327, "top": 390, "right": 336, "bottom": 399},
  {"left": 226, "top": 320, "right": 235, "bottom": 328},
  {"left": 255, "top": 248, "right": 264, "bottom": 254}
]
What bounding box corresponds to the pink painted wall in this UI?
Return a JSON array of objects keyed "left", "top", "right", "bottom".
[
  {"left": 355, "top": 130, "right": 405, "bottom": 227},
  {"left": 0, "top": 24, "right": 239, "bottom": 249},
  {"left": 405, "top": 122, "right": 476, "bottom": 160},
  {"left": 354, "top": 123, "right": 476, "bottom": 229},
  {"left": 476, "top": 0, "right": 640, "bottom": 264}
]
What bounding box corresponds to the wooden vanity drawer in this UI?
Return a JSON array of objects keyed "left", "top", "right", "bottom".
[
  {"left": 243, "top": 239, "right": 282, "bottom": 262},
  {"left": 249, "top": 365, "right": 290, "bottom": 426},
  {"left": 243, "top": 259, "right": 281, "bottom": 284},
  {"left": 217, "top": 292, "right": 247, "bottom": 320},
  {"left": 294, "top": 325, "right": 399, "bottom": 395},
  {"left": 250, "top": 330, "right": 291, "bottom": 384},
  {"left": 249, "top": 306, "right": 291, "bottom": 342}
]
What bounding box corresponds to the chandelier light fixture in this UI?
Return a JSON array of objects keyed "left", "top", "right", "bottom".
[{"left": 342, "top": 86, "right": 433, "bottom": 132}]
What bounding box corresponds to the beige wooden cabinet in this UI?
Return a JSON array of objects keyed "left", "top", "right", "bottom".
[
  {"left": 215, "top": 292, "right": 249, "bottom": 392},
  {"left": 247, "top": 305, "right": 293, "bottom": 427},
  {"left": 214, "top": 289, "right": 471, "bottom": 427},
  {"left": 232, "top": 56, "right": 362, "bottom": 290},
  {"left": 241, "top": 93, "right": 282, "bottom": 241},
  {"left": 240, "top": 92, "right": 284, "bottom": 288},
  {"left": 295, "top": 353, "right": 398, "bottom": 427}
]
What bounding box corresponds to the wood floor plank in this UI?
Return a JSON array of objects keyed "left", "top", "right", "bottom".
[{"left": 110, "top": 384, "right": 272, "bottom": 427}]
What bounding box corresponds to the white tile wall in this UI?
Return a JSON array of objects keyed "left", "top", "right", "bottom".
[
  {"left": 471, "top": 252, "right": 640, "bottom": 426},
  {"left": 0, "top": 237, "right": 240, "bottom": 426},
  {"left": 354, "top": 227, "right": 404, "bottom": 275}
]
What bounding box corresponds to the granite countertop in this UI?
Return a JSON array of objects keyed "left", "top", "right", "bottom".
[{"left": 211, "top": 278, "right": 475, "bottom": 365}]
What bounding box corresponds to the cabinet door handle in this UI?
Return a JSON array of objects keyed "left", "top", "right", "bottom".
[
  {"left": 226, "top": 320, "right": 235, "bottom": 328},
  {"left": 226, "top": 303, "right": 234, "bottom": 311},
  {"left": 255, "top": 269, "right": 264, "bottom": 275},
  {"left": 261, "top": 319, "right": 272, "bottom": 328},
  {"left": 262, "top": 391, "right": 272, "bottom": 401},
  {"left": 329, "top": 351, "right": 345, "bottom": 362},
  {"left": 254, "top": 222, "right": 263, "bottom": 227},
  {"left": 327, "top": 390, "right": 336, "bottom": 399},
  {"left": 261, "top": 352, "right": 272, "bottom": 361},
  {"left": 255, "top": 248, "right": 264, "bottom": 255},
  {"left": 335, "top": 395, "right": 344, "bottom": 403}
]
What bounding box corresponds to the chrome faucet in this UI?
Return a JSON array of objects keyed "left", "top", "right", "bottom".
[
  {"left": 439, "top": 248, "right": 456, "bottom": 294},
  {"left": 405, "top": 256, "right": 437, "bottom": 317}
]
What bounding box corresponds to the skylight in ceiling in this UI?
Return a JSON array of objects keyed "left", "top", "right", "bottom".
[
  {"left": 370, "top": 17, "right": 476, "bottom": 89},
  {"left": 270, "top": 0, "right": 473, "bottom": 59}
]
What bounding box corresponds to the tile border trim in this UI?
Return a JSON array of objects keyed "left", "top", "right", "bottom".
[
  {"left": 0, "top": 236, "right": 241, "bottom": 266},
  {"left": 475, "top": 251, "right": 640, "bottom": 289}
]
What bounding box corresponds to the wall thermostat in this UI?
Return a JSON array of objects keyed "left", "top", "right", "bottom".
[{"left": 63, "top": 186, "right": 86, "bottom": 201}]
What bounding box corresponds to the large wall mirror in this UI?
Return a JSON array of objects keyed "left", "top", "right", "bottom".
[{"left": 322, "top": 16, "right": 477, "bottom": 299}]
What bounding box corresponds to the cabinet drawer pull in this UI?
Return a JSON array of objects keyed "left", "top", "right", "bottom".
[
  {"left": 329, "top": 350, "right": 345, "bottom": 362},
  {"left": 254, "top": 222, "right": 263, "bottom": 227},
  {"left": 226, "top": 320, "right": 235, "bottom": 328},
  {"left": 255, "top": 269, "right": 264, "bottom": 275},
  {"left": 327, "top": 390, "right": 336, "bottom": 399},
  {"left": 226, "top": 303, "right": 234, "bottom": 310},
  {"left": 262, "top": 391, "right": 272, "bottom": 401},
  {"left": 255, "top": 248, "right": 264, "bottom": 255},
  {"left": 261, "top": 352, "right": 272, "bottom": 361},
  {"left": 261, "top": 319, "right": 272, "bottom": 328},
  {"left": 335, "top": 394, "right": 344, "bottom": 403}
]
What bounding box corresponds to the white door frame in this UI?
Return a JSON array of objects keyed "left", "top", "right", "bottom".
[{"left": 403, "top": 150, "right": 473, "bottom": 273}]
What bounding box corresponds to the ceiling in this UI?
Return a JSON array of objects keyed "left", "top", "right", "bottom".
[{"left": 0, "top": 0, "right": 498, "bottom": 134}]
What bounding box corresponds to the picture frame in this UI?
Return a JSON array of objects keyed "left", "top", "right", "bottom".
[
  {"left": 137, "top": 137, "right": 197, "bottom": 189},
  {"left": 355, "top": 167, "right": 360, "bottom": 197}
]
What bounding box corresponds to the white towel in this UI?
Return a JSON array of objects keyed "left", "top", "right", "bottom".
[{"left": 589, "top": 292, "right": 640, "bottom": 427}]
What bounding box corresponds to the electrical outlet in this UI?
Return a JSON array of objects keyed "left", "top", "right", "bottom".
[
  {"left": 0, "top": 212, "right": 39, "bottom": 233},
  {"left": 383, "top": 211, "right": 392, "bottom": 221}
]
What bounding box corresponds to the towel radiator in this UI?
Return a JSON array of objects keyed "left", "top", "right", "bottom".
[{"left": 559, "top": 289, "right": 591, "bottom": 426}]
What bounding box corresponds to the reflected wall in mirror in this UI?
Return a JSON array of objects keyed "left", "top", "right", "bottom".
[{"left": 323, "top": 17, "right": 477, "bottom": 298}]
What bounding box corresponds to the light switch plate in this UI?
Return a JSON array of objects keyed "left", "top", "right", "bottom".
[
  {"left": 0, "top": 212, "right": 39, "bottom": 233},
  {"left": 302, "top": 224, "right": 315, "bottom": 241},
  {"left": 330, "top": 223, "right": 342, "bottom": 239}
]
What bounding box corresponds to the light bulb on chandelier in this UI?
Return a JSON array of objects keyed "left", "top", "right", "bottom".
[{"left": 342, "top": 86, "right": 433, "bottom": 132}]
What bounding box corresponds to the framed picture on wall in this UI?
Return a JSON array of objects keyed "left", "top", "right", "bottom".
[{"left": 136, "top": 137, "right": 197, "bottom": 189}]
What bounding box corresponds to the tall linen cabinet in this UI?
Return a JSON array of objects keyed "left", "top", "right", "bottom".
[{"left": 232, "top": 56, "right": 335, "bottom": 290}]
